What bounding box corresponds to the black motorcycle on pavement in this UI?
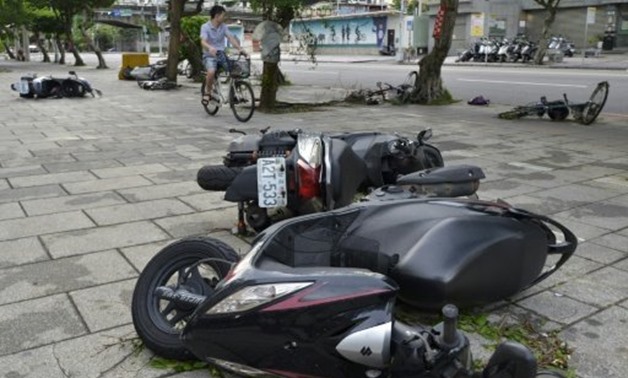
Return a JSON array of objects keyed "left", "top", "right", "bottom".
[
  {"left": 10, "top": 71, "right": 102, "bottom": 98},
  {"left": 197, "top": 128, "right": 446, "bottom": 232},
  {"left": 132, "top": 197, "right": 576, "bottom": 377}
]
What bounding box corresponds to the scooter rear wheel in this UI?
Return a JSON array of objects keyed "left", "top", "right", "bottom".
[
  {"left": 131, "top": 237, "right": 239, "bottom": 360},
  {"left": 197, "top": 165, "right": 242, "bottom": 191}
]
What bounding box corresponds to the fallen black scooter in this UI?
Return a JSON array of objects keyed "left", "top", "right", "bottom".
[
  {"left": 132, "top": 197, "right": 576, "bottom": 377},
  {"left": 10, "top": 71, "right": 102, "bottom": 98},
  {"left": 197, "top": 128, "right": 445, "bottom": 232}
]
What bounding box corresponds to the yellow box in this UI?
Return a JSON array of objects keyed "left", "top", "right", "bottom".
[{"left": 118, "top": 52, "right": 149, "bottom": 80}]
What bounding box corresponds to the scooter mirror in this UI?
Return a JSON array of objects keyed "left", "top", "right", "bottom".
[
  {"left": 417, "top": 129, "right": 433, "bottom": 143},
  {"left": 69, "top": 71, "right": 76, "bottom": 76},
  {"left": 482, "top": 341, "right": 537, "bottom": 378}
]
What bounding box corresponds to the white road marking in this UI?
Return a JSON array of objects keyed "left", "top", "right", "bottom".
[
  {"left": 508, "top": 162, "right": 554, "bottom": 171},
  {"left": 457, "top": 78, "right": 587, "bottom": 88}
]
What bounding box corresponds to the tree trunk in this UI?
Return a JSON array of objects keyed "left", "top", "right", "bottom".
[
  {"left": 65, "top": 24, "right": 85, "bottom": 66},
  {"left": 258, "top": 61, "right": 280, "bottom": 112},
  {"left": 533, "top": 6, "right": 557, "bottom": 65},
  {"left": 79, "top": 12, "right": 107, "bottom": 69},
  {"left": 166, "top": 0, "right": 185, "bottom": 82},
  {"left": 55, "top": 35, "right": 65, "bottom": 64},
  {"left": 3, "top": 40, "right": 16, "bottom": 60},
  {"left": 35, "top": 32, "right": 51, "bottom": 63},
  {"left": 411, "top": 0, "right": 459, "bottom": 104}
]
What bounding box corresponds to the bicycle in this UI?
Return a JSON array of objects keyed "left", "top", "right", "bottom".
[
  {"left": 201, "top": 52, "right": 255, "bottom": 123},
  {"left": 358, "top": 70, "right": 419, "bottom": 105},
  {"left": 498, "top": 81, "right": 609, "bottom": 125}
]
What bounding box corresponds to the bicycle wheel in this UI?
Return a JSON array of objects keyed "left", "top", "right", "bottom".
[
  {"left": 580, "top": 81, "right": 609, "bottom": 125},
  {"left": 403, "top": 70, "right": 419, "bottom": 91},
  {"left": 201, "top": 79, "right": 219, "bottom": 116},
  {"left": 229, "top": 80, "right": 255, "bottom": 123}
]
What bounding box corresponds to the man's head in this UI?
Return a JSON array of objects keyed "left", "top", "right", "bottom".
[{"left": 210, "top": 5, "right": 226, "bottom": 22}]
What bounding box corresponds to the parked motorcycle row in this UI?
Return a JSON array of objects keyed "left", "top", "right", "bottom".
[
  {"left": 131, "top": 126, "right": 577, "bottom": 377},
  {"left": 457, "top": 35, "right": 575, "bottom": 63}
]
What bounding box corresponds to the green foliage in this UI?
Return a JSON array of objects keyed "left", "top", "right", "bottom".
[
  {"left": 394, "top": 304, "right": 573, "bottom": 374},
  {"left": 250, "top": 0, "right": 304, "bottom": 27},
  {"left": 180, "top": 15, "right": 207, "bottom": 59},
  {"left": 149, "top": 357, "right": 209, "bottom": 373},
  {"left": 92, "top": 24, "right": 120, "bottom": 51}
]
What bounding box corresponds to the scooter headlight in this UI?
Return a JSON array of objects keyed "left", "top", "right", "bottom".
[{"left": 206, "top": 282, "right": 313, "bottom": 314}]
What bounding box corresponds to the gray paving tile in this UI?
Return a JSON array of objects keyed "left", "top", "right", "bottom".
[
  {"left": 154, "top": 207, "right": 238, "bottom": 238},
  {"left": 21, "top": 192, "right": 128, "bottom": 216},
  {"left": 50, "top": 324, "right": 168, "bottom": 378},
  {"left": 554, "top": 200, "right": 628, "bottom": 230},
  {"left": 0, "top": 294, "right": 87, "bottom": 356},
  {"left": 561, "top": 306, "right": 628, "bottom": 378},
  {"left": 62, "top": 175, "right": 154, "bottom": 194},
  {"left": 477, "top": 179, "right": 541, "bottom": 201},
  {"left": 0, "top": 237, "right": 49, "bottom": 269},
  {"left": 119, "top": 240, "right": 174, "bottom": 272},
  {"left": 41, "top": 221, "right": 170, "bottom": 258},
  {"left": 0, "top": 179, "right": 8, "bottom": 191},
  {"left": 517, "top": 291, "right": 599, "bottom": 325},
  {"left": 505, "top": 194, "right": 583, "bottom": 215},
  {"left": 0, "top": 165, "right": 46, "bottom": 178},
  {"left": 0, "top": 202, "right": 25, "bottom": 221},
  {"left": 575, "top": 241, "right": 627, "bottom": 265},
  {"left": 614, "top": 257, "right": 628, "bottom": 273},
  {"left": 142, "top": 168, "right": 198, "bottom": 184},
  {"left": 43, "top": 159, "right": 123, "bottom": 174},
  {"left": 8, "top": 171, "right": 97, "bottom": 188},
  {"left": 85, "top": 198, "right": 195, "bottom": 225},
  {"left": 554, "top": 267, "right": 628, "bottom": 307},
  {"left": 117, "top": 181, "right": 206, "bottom": 202},
  {"left": 70, "top": 279, "right": 135, "bottom": 332},
  {"left": 0, "top": 211, "right": 94, "bottom": 241},
  {"left": 178, "top": 192, "right": 233, "bottom": 211},
  {"left": 0, "top": 250, "right": 136, "bottom": 305},
  {"left": 551, "top": 215, "right": 614, "bottom": 241},
  {"left": 528, "top": 183, "right": 623, "bottom": 206},
  {"left": 0, "top": 184, "right": 67, "bottom": 204},
  {"left": 589, "top": 233, "right": 628, "bottom": 254},
  {"left": 512, "top": 255, "right": 603, "bottom": 299},
  {"left": 0, "top": 345, "right": 67, "bottom": 378},
  {"left": 91, "top": 163, "right": 171, "bottom": 179}
]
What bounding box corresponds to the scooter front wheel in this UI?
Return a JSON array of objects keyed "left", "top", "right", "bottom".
[{"left": 131, "top": 237, "right": 239, "bottom": 361}]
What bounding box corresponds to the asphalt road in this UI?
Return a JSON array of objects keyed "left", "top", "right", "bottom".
[{"left": 278, "top": 61, "right": 628, "bottom": 116}]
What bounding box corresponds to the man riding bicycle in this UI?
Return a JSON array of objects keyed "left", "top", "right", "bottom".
[{"left": 201, "top": 5, "right": 247, "bottom": 104}]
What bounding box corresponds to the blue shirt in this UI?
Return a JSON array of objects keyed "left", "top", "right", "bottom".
[{"left": 200, "top": 21, "right": 233, "bottom": 58}]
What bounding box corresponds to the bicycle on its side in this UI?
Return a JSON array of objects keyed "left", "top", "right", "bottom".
[
  {"left": 498, "top": 81, "right": 609, "bottom": 125},
  {"left": 359, "top": 70, "right": 419, "bottom": 105},
  {"left": 201, "top": 52, "right": 255, "bottom": 123}
]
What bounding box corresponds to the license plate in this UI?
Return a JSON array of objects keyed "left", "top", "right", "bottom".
[
  {"left": 257, "top": 157, "right": 287, "bottom": 208},
  {"left": 19, "top": 80, "right": 30, "bottom": 95}
]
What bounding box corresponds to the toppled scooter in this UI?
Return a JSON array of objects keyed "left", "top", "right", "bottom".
[
  {"left": 132, "top": 197, "right": 576, "bottom": 377},
  {"left": 10, "top": 71, "right": 102, "bottom": 98}
]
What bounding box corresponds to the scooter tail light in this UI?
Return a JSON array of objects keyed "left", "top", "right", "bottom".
[
  {"left": 297, "top": 159, "right": 321, "bottom": 200},
  {"left": 205, "top": 282, "right": 314, "bottom": 315}
]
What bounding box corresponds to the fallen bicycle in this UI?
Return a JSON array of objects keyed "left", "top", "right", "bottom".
[{"left": 498, "top": 81, "right": 609, "bottom": 125}]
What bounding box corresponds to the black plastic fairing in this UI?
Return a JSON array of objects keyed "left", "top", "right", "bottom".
[{"left": 325, "top": 138, "right": 368, "bottom": 209}]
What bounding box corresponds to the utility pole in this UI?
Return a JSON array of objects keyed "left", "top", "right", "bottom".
[{"left": 396, "top": 0, "right": 405, "bottom": 62}]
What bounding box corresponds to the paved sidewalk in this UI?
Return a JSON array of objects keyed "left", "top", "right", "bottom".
[{"left": 0, "top": 59, "right": 627, "bottom": 378}]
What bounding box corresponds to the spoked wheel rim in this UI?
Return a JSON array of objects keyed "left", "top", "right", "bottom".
[
  {"left": 230, "top": 80, "right": 255, "bottom": 123},
  {"left": 147, "top": 260, "right": 221, "bottom": 334},
  {"left": 201, "top": 82, "right": 219, "bottom": 116},
  {"left": 581, "top": 81, "right": 609, "bottom": 125}
]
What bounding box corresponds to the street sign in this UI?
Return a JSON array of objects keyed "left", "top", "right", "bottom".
[{"left": 586, "top": 7, "right": 596, "bottom": 24}]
